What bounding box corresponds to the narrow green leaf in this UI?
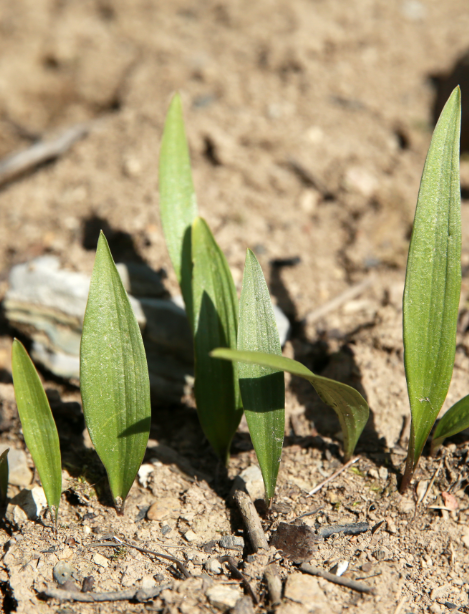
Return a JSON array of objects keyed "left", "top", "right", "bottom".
[
  {"left": 431, "top": 395, "right": 469, "bottom": 455},
  {"left": 0, "top": 449, "right": 8, "bottom": 504},
  {"left": 80, "top": 232, "right": 151, "bottom": 511},
  {"left": 11, "top": 339, "right": 61, "bottom": 521},
  {"left": 192, "top": 217, "right": 243, "bottom": 462},
  {"left": 159, "top": 93, "right": 198, "bottom": 322},
  {"left": 211, "top": 349, "right": 369, "bottom": 460},
  {"left": 237, "top": 249, "right": 284, "bottom": 503},
  {"left": 402, "top": 87, "right": 461, "bottom": 488}
]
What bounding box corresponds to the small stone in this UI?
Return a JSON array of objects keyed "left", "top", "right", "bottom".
[
  {"left": 373, "top": 549, "right": 387, "bottom": 561},
  {"left": 137, "top": 464, "right": 154, "bottom": 488},
  {"left": 147, "top": 497, "right": 181, "bottom": 521},
  {"left": 53, "top": 561, "right": 76, "bottom": 585},
  {"left": 361, "top": 562, "right": 372, "bottom": 573},
  {"left": 232, "top": 596, "right": 255, "bottom": 614},
  {"left": 205, "top": 558, "right": 222, "bottom": 575},
  {"left": 230, "top": 465, "right": 265, "bottom": 501},
  {"left": 0, "top": 446, "right": 32, "bottom": 487},
  {"left": 10, "top": 486, "right": 47, "bottom": 520},
  {"left": 206, "top": 585, "right": 242, "bottom": 611},
  {"left": 386, "top": 518, "right": 398, "bottom": 534},
  {"left": 184, "top": 530, "right": 198, "bottom": 543},
  {"left": 92, "top": 553, "right": 109, "bottom": 568},
  {"left": 284, "top": 573, "right": 328, "bottom": 610},
  {"left": 141, "top": 575, "right": 157, "bottom": 590},
  {"left": 378, "top": 467, "right": 389, "bottom": 480},
  {"left": 5, "top": 504, "right": 28, "bottom": 527},
  {"left": 219, "top": 535, "right": 245, "bottom": 551},
  {"left": 462, "top": 535, "right": 469, "bottom": 549},
  {"left": 368, "top": 468, "right": 379, "bottom": 479}
]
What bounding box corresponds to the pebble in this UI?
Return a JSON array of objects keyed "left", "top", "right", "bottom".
[
  {"left": 378, "top": 467, "right": 389, "bottom": 480},
  {"left": 140, "top": 575, "right": 157, "bottom": 590},
  {"left": 0, "top": 445, "right": 32, "bottom": 487},
  {"left": 205, "top": 558, "right": 222, "bottom": 575},
  {"left": 386, "top": 518, "right": 398, "bottom": 534},
  {"left": 206, "top": 585, "right": 242, "bottom": 611},
  {"left": 9, "top": 486, "right": 47, "bottom": 520},
  {"left": 232, "top": 596, "right": 255, "bottom": 614},
  {"left": 137, "top": 464, "right": 154, "bottom": 488},
  {"left": 284, "top": 573, "right": 327, "bottom": 609},
  {"left": 184, "top": 530, "right": 198, "bottom": 543},
  {"left": 147, "top": 497, "right": 181, "bottom": 521},
  {"left": 230, "top": 465, "right": 265, "bottom": 502},
  {"left": 53, "top": 561, "right": 76, "bottom": 585},
  {"left": 219, "top": 535, "right": 245, "bottom": 551},
  {"left": 92, "top": 553, "right": 109, "bottom": 568}
]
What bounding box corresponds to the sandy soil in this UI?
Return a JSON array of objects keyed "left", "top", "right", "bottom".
[{"left": 1, "top": 1, "right": 469, "bottom": 612}]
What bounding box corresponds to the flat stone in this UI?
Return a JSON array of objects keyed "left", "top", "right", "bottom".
[
  {"left": 270, "top": 523, "right": 320, "bottom": 563},
  {"left": 10, "top": 486, "right": 47, "bottom": 519},
  {"left": 140, "top": 575, "right": 157, "bottom": 590},
  {"left": 205, "top": 558, "right": 222, "bottom": 575},
  {"left": 284, "top": 573, "right": 328, "bottom": 611},
  {"left": 230, "top": 465, "right": 265, "bottom": 502},
  {"left": 206, "top": 584, "right": 242, "bottom": 611},
  {"left": 92, "top": 553, "right": 109, "bottom": 568},
  {"left": 232, "top": 596, "right": 255, "bottom": 614},
  {"left": 184, "top": 530, "right": 198, "bottom": 543},
  {"left": 147, "top": 497, "right": 181, "bottom": 521},
  {"left": 53, "top": 561, "right": 76, "bottom": 585},
  {"left": 0, "top": 445, "right": 32, "bottom": 487},
  {"left": 219, "top": 535, "right": 245, "bottom": 551}
]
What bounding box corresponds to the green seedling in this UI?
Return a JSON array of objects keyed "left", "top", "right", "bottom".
[
  {"left": 431, "top": 395, "right": 469, "bottom": 455},
  {"left": 401, "top": 86, "right": 461, "bottom": 492},
  {"left": 159, "top": 92, "right": 197, "bottom": 325},
  {"left": 80, "top": 232, "right": 151, "bottom": 512},
  {"left": 159, "top": 95, "right": 242, "bottom": 462},
  {"left": 11, "top": 340, "right": 62, "bottom": 523},
  {"left": 237, "top": 249, "right": 285, "bottom": 503},
  {"left": 212, "top": 349, "right": 369, "bottom": 462},
  {"left": 0, "top": 449, "right": 8, "bottom": 505},
  {"left": 192, "top": 217, "right": 243, "bottom": 463}
]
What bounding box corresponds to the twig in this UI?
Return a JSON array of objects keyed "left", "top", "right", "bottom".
[
  {"left": 299, "top": 563, "right": 375, "bottom": 594},
  {"left": 421, "top": 458, "right": 444, "bottom": 507},
  {"left": 296, "top": 505, "right": 325, "bottom": 520},
  {"left": 308, "top": 457, "right": 360, "bottom": 496},
  {"left": 0, "top": 122, "right": 94, "bottom": 187},
  {"left": 218, "top": 556, "right": 259, "bottom": 604},
  {"left": 306, "top": 276, "right": 375, "bottom": 325},
  {"left": 393, "top": 596, "right": 407, "bottom": 614},
  {"left": 233, "top": 490, "right": 268, "bottom": 551},
  {"left": 264, "top": 564, "right": 282, "bottom": 605},
  {"left": 90, "top": 537, "right": 190, "bottom": 578},
  {"left": 43, "top": 584, "right": 170, "bottom": 603}
]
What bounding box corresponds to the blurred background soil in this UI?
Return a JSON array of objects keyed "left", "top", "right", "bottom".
[{"left": 1, "top": 1, "right": 469, "bottom": 613}]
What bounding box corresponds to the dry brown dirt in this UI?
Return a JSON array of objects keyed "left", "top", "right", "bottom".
[{"left": 1, "top": 1, "right": 469, "bottom": 613}]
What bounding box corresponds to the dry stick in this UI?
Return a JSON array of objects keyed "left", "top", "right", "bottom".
[
  {"left": 264, "top": 564, "right": 282, "bottom": 605},
  {"left": 233, "top": 490, "right": 268, "bottom": 551},
  {"left": 299, "top": 563, "right": 375, "bottom": 595},
  {"left": 306, "top": 276, "right": 376, "bottom": 325},
  {"left": 43, "top": 584, "right": 170, "bottom": 603},
  {"left": 308, "top": 457, "right": 360, "bottom": 497},
  {"left": 90, "top": 537, "right": 190, "bottom": 578},
  {"left": 393, "top": 596, "right": 408, "bottom": 614},
  {"left": 0, "top": 122, "right": 93, "bottom": 187},
  {"left": 218, "top": 556, "right": 259, "bottom": 604},
  {"left": 421, "top": 458, "right": 444, "bottom": 507}
]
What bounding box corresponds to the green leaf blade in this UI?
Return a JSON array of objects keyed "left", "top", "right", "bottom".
[
  {"left": 403, "top": 87, "right": 461, "bottom": 474},
  {"left": 192, "top": 217, "right": 243, "bottom": 462},
  {"left": 431, "top": 395, "right": 469, "bottom": 454},
  {"left": 237, "top": 249, "right": 285, "bottom": 503},
  {"left": 211, "top": 349, "right": 369, "bottom": 460},
  {"left": 11, "top": 339, "right": 61, "bottom": 520},
  {"left": 159, "top": 93, "right": 198, "bottom": 321},
  {"left": 80, "top": 233, "right": 151, "bottom": 509}
]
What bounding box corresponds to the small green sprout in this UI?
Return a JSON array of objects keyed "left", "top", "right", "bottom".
[{"left": 11, "top": 340, "right": 62, "bottom": 524}]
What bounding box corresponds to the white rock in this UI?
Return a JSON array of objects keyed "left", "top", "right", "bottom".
[
  {"left": 138, "top": 464, "right": 154, "bottom": 488},
  {"left": 205, "top": 558, "right": 223, "bottom": 575},
  {"left": 0, "top": 445, "right": 32, "bottom": 487},
  {"left": 206, "top": 585, "right": 242, "bottom": 611},
  {"left": 230, "top": 465, "right": 265, "bottom": 501},
  {"left": 140, "top": 575, "right": 157, "bottom": 590},
  {"left": 93, "top": 553, "right": 109, "bottom": 568},
  {"left": 184, "top": 530, "right": 198, "bottom": 543},
  {"left": 10, "top": 486, "right": 47, "bottom": 519}
]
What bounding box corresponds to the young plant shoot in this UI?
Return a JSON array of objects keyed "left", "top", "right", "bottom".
[
  {"left": 431, "top": 394, "right": 469, "bottom": 455},
  {"left": 212, "top": 349, "right": 369, "bottom": 462},
  {"left": 401, "top": 86, "right": 461, "bottom": 492},
  {"left": 159, "top": 92, "right": 197, "bottom": 324},
  {"left": 237, "top": 249, "right": 284, "bottom": 504},
  {"left": 80, "top": 232, "right": 151, "bottom": 513},
  {"left": 192, "top": 217, "right": 243, "bottom": 463},
  {"left": 11, "top": 339, "right": 62, "bottom": 523}
]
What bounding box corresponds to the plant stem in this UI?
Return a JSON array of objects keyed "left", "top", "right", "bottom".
[{"left": 400, "top": 451, "right": 415, "bottom": 493}]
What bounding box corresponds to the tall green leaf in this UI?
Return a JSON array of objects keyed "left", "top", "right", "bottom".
[
  {"left": 402, "top": 87, "right": 461, "bottom": 491},
  {"left": 192, "top": 217, "right": 243, "bottom": 463},
  {"left": 211, "top": 349, "right": 369, "bottom": 461},
  {"left": 80, "top": 232, "right": 151, "bottom": 511},
  {"left": 238, "top": 250, "right": 284, "bottom": 503},
  {"left": 431, "top": 395, "right": 469, "bottom": 455},
  {"left": 159, "top": 93, "right": 198, "bottom": 323},
  {"left": 11, "top": 339, "right": 61, "bottom": 522}
]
